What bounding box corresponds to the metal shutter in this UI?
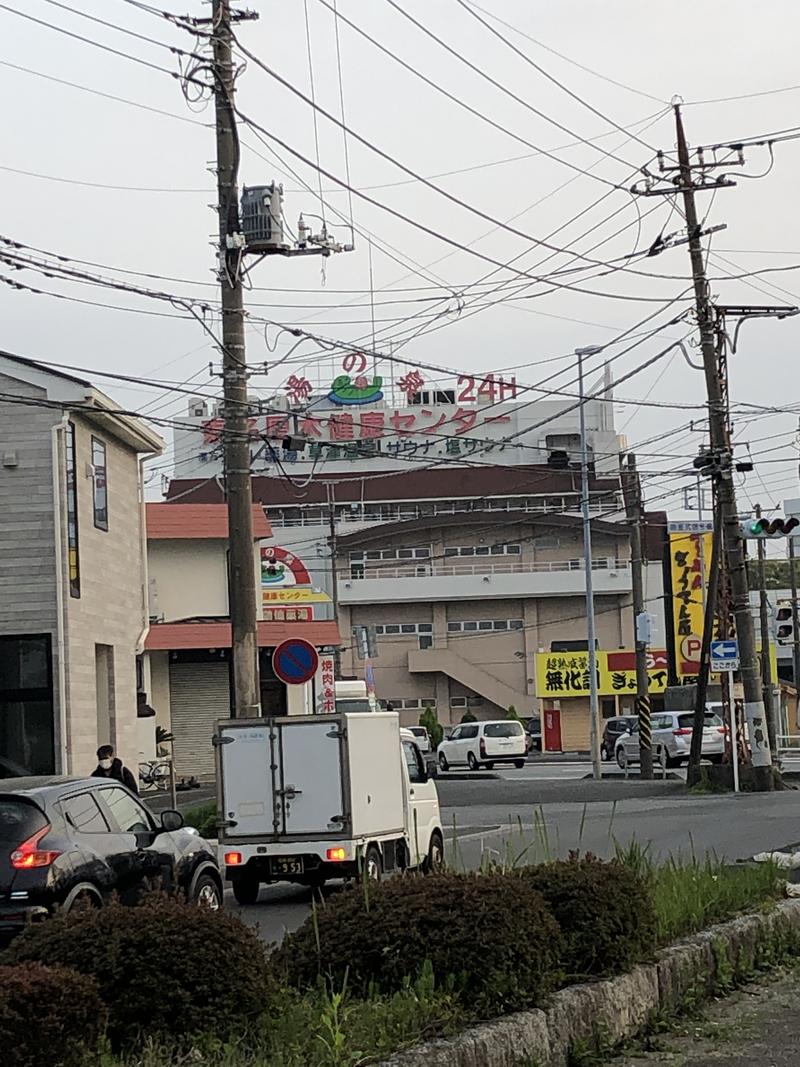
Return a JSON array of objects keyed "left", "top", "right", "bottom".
[{"left": 169, "top": 662, "right": 230, "bottom": 781}]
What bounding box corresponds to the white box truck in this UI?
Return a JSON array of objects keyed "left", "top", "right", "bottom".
[{"left": 214, "top": 712, "right": 443, "bottom": 905}]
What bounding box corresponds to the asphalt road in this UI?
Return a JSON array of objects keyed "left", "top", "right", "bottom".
[{"left": 225, "top": 766, "right": 800, "bottom": 946}]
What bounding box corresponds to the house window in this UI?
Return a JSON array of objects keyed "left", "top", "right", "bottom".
[
  {"left": 418, "top": 635, "right": 433, "bottom": 650},
  {"left": 65, "top": 422, "right": 80, "bottom": 598},
  {"left": 92, "top": 437, "right": 108, "bottom": 530}
]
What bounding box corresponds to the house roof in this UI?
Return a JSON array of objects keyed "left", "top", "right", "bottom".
[
  {"left": 166, "top": 464, "right": 620, "bottom": 507},
  {"left": 145, "top": 619, "right": 341, "bottom": 650},
  {"left": 146, "top": 503, "right": 272, "bottom": 540},
  {"left": 334, "top": 508, "right": 628, "bottom": 550},
  {"left": 0, "top": 349, "right": 164, "bottom": 455}
]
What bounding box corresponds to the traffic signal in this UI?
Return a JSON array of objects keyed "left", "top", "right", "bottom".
[
  {"left": 775, "top": 600, "right": 794, "bottom": 646},
  {"left": 740, "top": 516, "right": 800, "bottom": 539}
]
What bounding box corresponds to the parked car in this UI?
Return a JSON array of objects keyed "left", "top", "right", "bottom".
[
  {"left": 601, "top": 716, "right": 640, "bottom": 761},
  {"left": 525, "top": 717, "right": 542, "bottom": 753},
  {"left": 614, "top": 711, "right": 726, "bottom": 769},
  {"left": 406, "top": 726, "right": 432, "bottom": 754},
  {"left": 0, "top": 777, "right": 222, "bottom": 944},
  {"left": 437, "top": 720, "right": 527, "bottom": 771}
]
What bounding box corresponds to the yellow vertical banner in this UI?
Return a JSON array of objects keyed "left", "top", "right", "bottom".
[{"left": 669, "top": 529, "right": 712, "bottom": 677}]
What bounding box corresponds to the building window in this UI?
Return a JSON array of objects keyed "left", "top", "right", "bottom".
[
  {"left": 65, "top": 422, "right": 80, "bottom": 598},
  {"left": 447, "top": 619, "right": 524, "bottom": 633},
  {"left": 92, "top": 437, "right": 108, "bottom": 530},
  {"left": 443, "top": 544, "right": 522, "bottom": 558},
  {"left": 0, "top": 635, "right": 55, "bottom": 775},
  {"left": 384, "top": 697, "right": 436, "bottom": 710},
  {"left": 450, "top": 696, "right": 467, "bottom": 708},
  {"left": 418, "top": 635, "right": 433, "bottom": 650}
]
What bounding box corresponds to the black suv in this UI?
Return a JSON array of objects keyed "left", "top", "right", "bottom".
[
  {"left": 0, "top": 777, "right": 221, "bottom": 943},
  {"left": 601, "top": 716, "right": 639, "bottom": 761}
]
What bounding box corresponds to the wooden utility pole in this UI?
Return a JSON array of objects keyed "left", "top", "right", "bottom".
[
  {"left": 212, "top": 0, "right": 261, "bottom": 717},
  {"left": 621, "top": 453, "right": 652, "bottom": 778},
  {"left": 672, "top": 106, "right": 772, "bottom": 789}
]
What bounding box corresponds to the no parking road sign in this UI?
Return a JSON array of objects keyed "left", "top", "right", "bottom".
[{"left": 272, "top": 638, "right": 319, "bottom": 686}]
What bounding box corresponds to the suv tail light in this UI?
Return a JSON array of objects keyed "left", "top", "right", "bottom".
[
  {"left": 10, "top": 825, "right": 61, "bottom": 870},
  {"left": 479, "top": 738, "right": 487, "bottom": 758},
  {"left": 672, "top": 728, "right": 692, "bottom": 737}
]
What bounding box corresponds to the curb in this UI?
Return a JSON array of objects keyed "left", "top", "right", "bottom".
[{"left": 376, "top": 899, "right": 800, "bottom": 1067}]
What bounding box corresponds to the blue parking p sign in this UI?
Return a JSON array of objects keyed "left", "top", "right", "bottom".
[{"left": 710, "top": 639, "right": 739, "bottom": 672}]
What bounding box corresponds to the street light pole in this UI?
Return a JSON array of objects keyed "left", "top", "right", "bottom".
[{"left": 576, "top": 345, "right": 604, "bottom": 780}]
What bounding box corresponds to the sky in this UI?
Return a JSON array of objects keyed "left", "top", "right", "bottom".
[{"left": 2, "top": 0, "right": 800, "bottom": 519}]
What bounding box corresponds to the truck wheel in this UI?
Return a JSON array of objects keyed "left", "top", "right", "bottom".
[
  {"left": 514, "top": 759, "right": 525, "bottom": 769},
  {"left": 363, "top": 845, "right": 382, "bottom": 883},
  {"left": 423, "top": 831, "right": 445, "bottom": 874},
  {"left": 467, "top": 752, "right": 480, "bottom": 771},
  {"left": 231, "top": 873, "right": 260, "bottom": 906}
]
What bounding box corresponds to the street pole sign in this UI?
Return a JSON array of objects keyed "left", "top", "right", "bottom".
[
  {"left": 710, "top": 639, "right": 739, "bottom": 673},
  {"left": 272, "top": 638, "right": 319, "bottom": 686}
]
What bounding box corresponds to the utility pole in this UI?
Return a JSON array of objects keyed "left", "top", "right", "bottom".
[
  {"left": 633, "top": 106, "right": 774, "bottom": 787},
  {"left": 212, "top": 0, "right": 260, "bottom": 717},
  {"left": 621, "top": 453, "right": 652, "bottom": 778},
  {"left": 754, "top": 504, "right": 777, "bottom": 754},
  {"left": 672, "top": 107, "right": 772, "bottom": 789},
  {"left": 789, "top": 533, "right": 800, "bottom": 691},
  {"left": 326, "top": 484, "right": 342, "bottom": 677},
  {"left": 576, "top": 345, "right": 603, "bottom": 779}
]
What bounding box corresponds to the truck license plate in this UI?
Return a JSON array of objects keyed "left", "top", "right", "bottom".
[{"left": 272, "top": 856, "right": 304, "bottom": 875}]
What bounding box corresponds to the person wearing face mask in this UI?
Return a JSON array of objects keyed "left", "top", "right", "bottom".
[{"left": 92, "top": 745, "right": 139, "bottom": 795}]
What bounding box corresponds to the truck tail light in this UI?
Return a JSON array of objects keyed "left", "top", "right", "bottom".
[
  {"left": 224, "top": 851, "right": 243, "bottom": 866},
  {"left": 479, "top": 738, "right": 487, "bottom": 758},
  {"left": 327, "top": 847, "right": 346, "bottom": 862},
  {"left": 672, "top": 728, "right": 692, "bottom": 737},
  {"left": 10, "top": 826, "right": 61, "bottom": 870}
]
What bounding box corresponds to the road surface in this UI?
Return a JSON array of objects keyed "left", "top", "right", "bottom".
[{"left": 225, "top": 765, "right": 800, "bottom": 945}]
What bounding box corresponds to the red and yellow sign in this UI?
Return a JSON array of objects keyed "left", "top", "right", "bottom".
[
  {"left": 535, "top": 650, "right": 669, "bottom": 698},
  {"left": 669, "top": 530, "right": 712, "bottom": 677}
]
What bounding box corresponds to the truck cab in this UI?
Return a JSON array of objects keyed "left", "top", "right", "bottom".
[{"left": 215, "top": 712, "right": 443, "bottom": 905}]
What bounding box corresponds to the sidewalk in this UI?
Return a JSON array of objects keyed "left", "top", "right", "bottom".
[{"left": 618, "top": 966, "right": 800, "bottom": 1066}]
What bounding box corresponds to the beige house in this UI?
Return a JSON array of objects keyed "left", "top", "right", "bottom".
[
  {"left": 0, "top": 351, "right": 163, "bottom": 777},
  {"left": 143, "top": 503, "right": 340, "bottom": 779}
]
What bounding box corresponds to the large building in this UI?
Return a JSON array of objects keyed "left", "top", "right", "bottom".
[{"left": 0, "top": 351, "right": 163, "bottom": 777}]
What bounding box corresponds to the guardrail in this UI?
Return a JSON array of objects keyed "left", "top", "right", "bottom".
[{"left": 342, "top": 558, "right": 629, "bottom": 581}]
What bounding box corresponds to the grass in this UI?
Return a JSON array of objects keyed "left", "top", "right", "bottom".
[
  {"left": 104, "top": 965, "right": 463, "bottom": 1067},
  {"left": 183, "top": 801, "right": 217, "bottom": 839},
  {"left": 614, "top": 840, "right": 784, "bottom": 944}
]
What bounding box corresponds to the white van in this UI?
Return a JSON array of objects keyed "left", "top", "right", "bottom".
[
  {"left": 215, "top": 712, "right": 443, "bottom": 904},
  {"left": 437, "top": 720, "right": 527, "bottom": 771}
]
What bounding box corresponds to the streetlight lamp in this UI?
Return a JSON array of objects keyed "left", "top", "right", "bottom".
[{"left": 575, "top": 345, "right": 604, "bottom": 781}]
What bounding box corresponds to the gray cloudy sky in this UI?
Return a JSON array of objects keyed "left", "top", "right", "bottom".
[{"left": 2, "top": 0, "right": 800, "bottom": 513}]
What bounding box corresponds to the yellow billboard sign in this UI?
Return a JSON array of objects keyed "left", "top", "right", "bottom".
[
  {"left": 669, "top": 530, "right": 712, "bottom": 677},
  {"left": 535, "top": 650, "right": 669, "bottom": 698},
  {"left": 261, "top": 588, "right": 331, "bottom": 604}
]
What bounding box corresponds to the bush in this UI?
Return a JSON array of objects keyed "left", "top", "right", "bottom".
[
  {"left": 519, "top": 854, "right": 656, "bottom": 979},
  {"left": 419, "top": 706, "right": 443, "bottom": 749},
  {"left": 506, "top": 705, "right": 520, "bottom": 721},
  {"left": 460, "top": 710, "right": 477, "bottom": 723},
  {"left": 6, "top": 895, "right": 273, "bottom": 1047},
  {"left": 0, "top": 962, "right": 107, "bottom": 1067},
  {"left": 277, "top": 870, "right": 563, "bottom": 1018},
  {"left": 184, "top": 800, "right": 217, "bottom": 839}
]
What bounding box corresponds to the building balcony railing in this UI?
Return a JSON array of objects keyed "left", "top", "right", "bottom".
[
  {"left": 339, "top": 557, "right": 628, "bottom": 581},
  {"left": 270, "top": 496, "right": 619, "bottom": 528}
]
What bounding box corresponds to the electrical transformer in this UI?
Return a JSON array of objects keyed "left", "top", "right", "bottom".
[{"left": 241, "top": 183, "right": 286, "bottom": 248}]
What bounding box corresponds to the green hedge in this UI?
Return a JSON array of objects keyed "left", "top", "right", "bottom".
[
  {"left": 6, "top": 895, "right": 273, "bottom": 1047},
  {"left": 0, "top": 962, "right": 107, "bottom": 1067},
  {"left": 277, "top": 870, "right": 563, "bottom": 1017},
  {"left": 519, "top": 854, "right": 657, "bottom": 979}
]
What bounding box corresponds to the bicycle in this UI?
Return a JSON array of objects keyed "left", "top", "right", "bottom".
[{"left": 138, "top": 759, "right": 171, "bottom": 792}]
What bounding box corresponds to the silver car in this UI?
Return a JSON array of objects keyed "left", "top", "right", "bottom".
[{"left": 615, "top": 711, "right": 726, "bottom": 769}]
